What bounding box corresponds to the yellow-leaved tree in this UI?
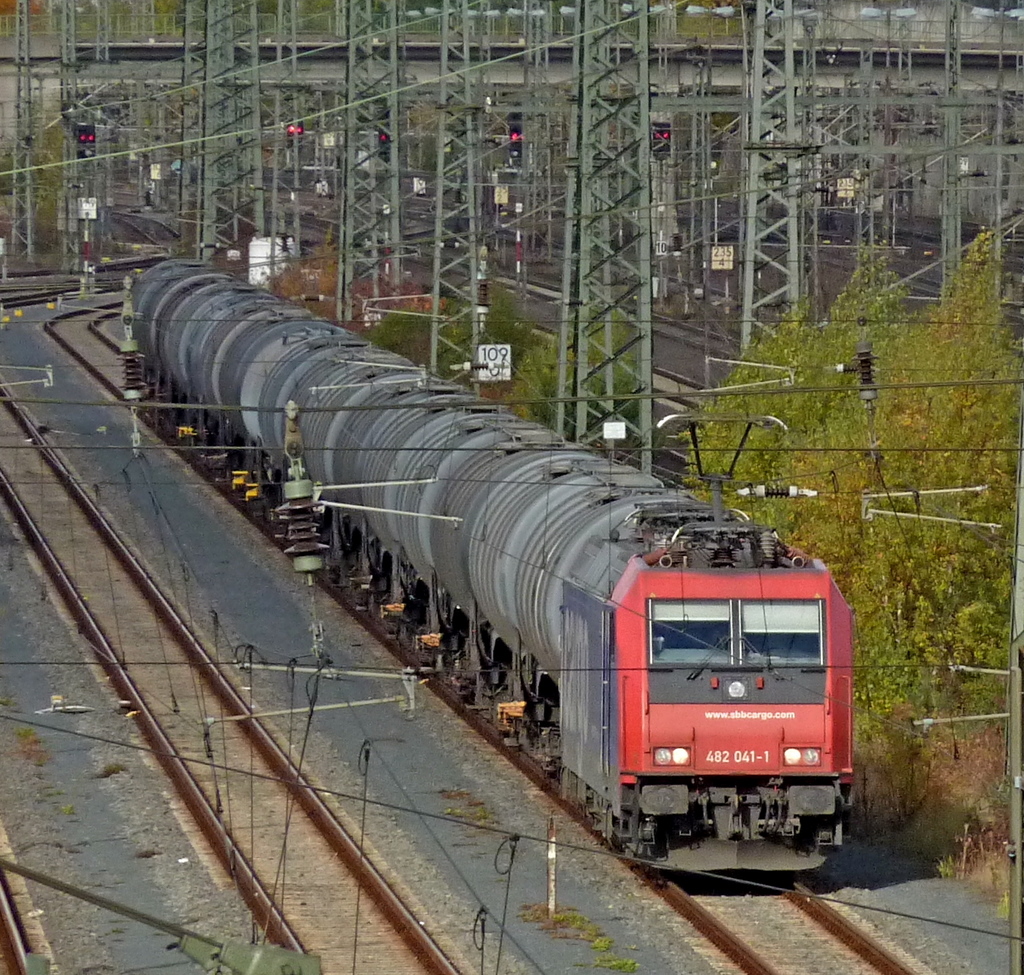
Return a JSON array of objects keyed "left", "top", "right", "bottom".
[{"left": 702, "top": 234, "right": 1015, "bottom": 730}]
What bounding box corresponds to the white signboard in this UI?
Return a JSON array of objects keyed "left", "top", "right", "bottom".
[
  {"left": 248, "top": 236, "right": 296, "bottom": 286},
  {"left": 475, "top": 343, "right": 512, "bottom": 382},
  {"left": 321, "top": 132, "right": 336, "bottom": 148},
  {"left": 78, "top": 197, "right": 98, "bottom": 220},
  {"left": 837, "top": 177, "right": 855, "bottom": 200},
  {"left": 413, "top": 177, "right": 427, "bottom": 196},
  {"left": 603, "top": 421, "right": 627, "bottom": 441},
  {"left": 710, "top": 244, "right": 734, "bottom": 271},
  {"left": 150, "top": 163, "right": 162, "bottom": 181}
]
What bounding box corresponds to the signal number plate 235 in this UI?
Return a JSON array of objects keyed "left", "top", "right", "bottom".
[{"left": 705, "top": 749, "right": 770, "bottom": 764}]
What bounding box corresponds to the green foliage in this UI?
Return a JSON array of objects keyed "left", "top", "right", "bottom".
[
  {"left": 703, "top": 235, "right": 1015, "bottom": 730},
  {"left": 368, "top": 285, "right": 557, "bottom": 424},
  {"left": 592, "top": 958, "right": 639, "bottom": 973}
]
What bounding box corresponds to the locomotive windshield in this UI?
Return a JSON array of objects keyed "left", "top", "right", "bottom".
[
  {"left": 651, "top": 601, "right": 731, "bottom": 665},
  {"left": 741, "top": 601, "right": 822, "bottom": 665},
  {"left": 649, "top": 599, "right": 824, "bottom": 667}
]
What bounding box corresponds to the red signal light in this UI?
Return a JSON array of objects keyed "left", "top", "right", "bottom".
[{"left": 286, "top": 123, "right": 304, "bottom": 136}]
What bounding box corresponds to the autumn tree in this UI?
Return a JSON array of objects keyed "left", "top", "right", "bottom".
[{"left": 700, "top": 235, "right": 1015, "bottom": 728}]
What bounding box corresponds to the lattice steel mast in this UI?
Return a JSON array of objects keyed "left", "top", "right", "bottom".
[
  {"left": 429, "top": 0, "right": 483, "bottom": 372},
  {"left": 337, "top": 0, "right": 403, "bottom": 322},
  {"left": 60, "top": 0, "right": 79, "bottom": 270},
  {"left": 740, "top": 0, "right": 814, "bottom": 349},
  {"left": 941, "top": 0, "right": 962, "bottom": 283},
  {"left": 192, "top": 0, "right": 265, "bottom": 258},
  {"left": 557, "top": 0, "right": 653, "bottom": 471},
  {"left": 12, "top": 0, "right": 34, "bottom": 257}
]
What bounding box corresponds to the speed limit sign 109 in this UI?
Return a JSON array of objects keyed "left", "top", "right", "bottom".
[{"left": 475, "top": 344, "right": 512, "bottom": 382}]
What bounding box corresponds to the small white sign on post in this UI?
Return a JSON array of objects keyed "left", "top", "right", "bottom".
[
  {"left": 413, "top": 177, "right": 427, "bottom": 196},
  {"left": 837, "top": 177, "right": 855, "bottom": 200},
  {"left": 321, "top": 132, "right": 336, "bottom": 148},
  {"left": 603, "top": 420, "right": 627, "bottom": 441},
  {"left": 150, "top": 163, "right": 162, "bottom": 181},
  {"left": 475, "top": 343, "right": 512, "bottom": 382},
  {"left": 78, "top": 197, "right": 98, "bottom": 220},
  {"left": 710, "top": 244, "right": 734, "bottom": 271}
]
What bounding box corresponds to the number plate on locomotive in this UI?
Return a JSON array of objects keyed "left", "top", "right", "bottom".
[{"left": 704, "top": 749, "right": 771, "bottom": 764}]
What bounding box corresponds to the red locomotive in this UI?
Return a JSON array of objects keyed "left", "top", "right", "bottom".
[{"left": 562, "top": 550, "right": 853, "bottom": 871}]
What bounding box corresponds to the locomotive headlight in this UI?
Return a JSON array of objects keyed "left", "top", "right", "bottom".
[
  {"left": 726, "top": 680, "right": 747, "bottom": 699},
  {"left": 653, "top": 747, "right": 691, "bottom": 766},
  {"left": 783, "top": 747, "right": 822, "bottom": 766}
]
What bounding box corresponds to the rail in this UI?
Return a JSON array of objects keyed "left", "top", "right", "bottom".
[
  {"left": 0, "top": 378, "right": 303, "bottom": 951},
  {"left": 0, "top": 866, "right": 32, "bottom": 975},
  {"left": 5, "top": 308, "right": 465, "bottom": 975},
  {"left": 785, "top": 884, "right": 920, "bottom": 975},
  {"left": 56, "top": 299, "right": 913, "bottom": 975}
]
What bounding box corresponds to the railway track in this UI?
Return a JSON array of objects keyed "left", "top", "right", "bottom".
[
  {"left": 0, "top": 861, "right": 35, "bottom": 975},
  {"left": 0, "top": 304, "right": 466, "bottom": 975},
  {"left": 39, "top": 291, "right": 944, "bottom": 975},
  {"left": 671, "top": 884, "right": 934, "bottom": 975}
]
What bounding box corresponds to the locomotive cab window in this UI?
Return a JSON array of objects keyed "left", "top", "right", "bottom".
[
  {"left": 740, "top": 600, "right": 823, "bottom": 666},
  {"left": 650, "top": 601, "right": 731, "bottom": 666}
]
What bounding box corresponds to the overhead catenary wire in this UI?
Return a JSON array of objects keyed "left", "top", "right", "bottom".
[{"left": 0, "top": 709, "right": 1012, "bottom": 945}]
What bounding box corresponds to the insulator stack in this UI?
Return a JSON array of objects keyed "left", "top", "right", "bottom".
[
  {"left": 120, "top": 276, "right": 147, "bottom": 401},
  {"left": 710, "top": 543, "right": 736, "bottom": 568},
  {"left": 759, "top": 530, "right": 782, "bottom": 565},
  {"left": 120, "top": 343, "right": 147, "bottom": 401},
  {"left": 855, "top": 340, "right": 877, "bottom": 402},
  {"left": 275, "top": 490, "right": 327, "bottom": 575}
]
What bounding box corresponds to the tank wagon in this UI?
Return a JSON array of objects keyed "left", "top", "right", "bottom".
[{"left": 134, "top": 260, "right": 853, "bottom": 871}]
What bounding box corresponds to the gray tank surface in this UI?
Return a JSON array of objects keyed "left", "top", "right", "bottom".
[{"left": 134, "top": 261, "right": 709, "bottom": 672}]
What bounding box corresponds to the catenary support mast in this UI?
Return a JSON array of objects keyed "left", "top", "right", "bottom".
[
  {"left": 557, "top": 0, "right": 653, "bottom": 471},
  {"left": 338, "top": 0, "right": 403, "bottom": 324},
  {"left": 194, "top": 0, "right": 265, "bottom": 258},
  {"left": 429, "top": 0, "right": 483, "bottom": 373},
  {"left": 12, "top": 0, "right": 33, "bottom": 258},
  {"left": 739, "top": 0, "right": 814, "bottom": 349}
]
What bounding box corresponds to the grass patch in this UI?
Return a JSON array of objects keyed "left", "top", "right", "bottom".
[
  {"left": 593, "top": 958, "right": 639, "bottom": 972},
  {"left": 135, "top": 849, "right": 159, "bottom": 859},
  {"left": 13, "top": 727, "right": 50, "bottom": 766},
  {"left": 97, "top": 763, "right": 126, "bottom": 778},
  {"left": 520, "top": 904, "right": 640, "bottom": 971},
  {"left": 60, "top": 805, "right": 75, "bottom": 816},
  {"left": 439, "top": 788, "right": 496, "bottom": 824}
]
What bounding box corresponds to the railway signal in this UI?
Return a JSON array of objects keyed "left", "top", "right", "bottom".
[
  {"left": 651, "top": 121, "right": 671, "bottom": 157},
  {"left": 377, "top": 128, "right": 392, "bottom": 161},
  {"left": 74, "top": 122, "right": 96, "bottom": 159},
  {"left": 286, "top": 122, "right": 304, "bottom": 140},
  {"left": 507, "top": 113, "right": 524, "bottom": 163}
]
